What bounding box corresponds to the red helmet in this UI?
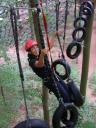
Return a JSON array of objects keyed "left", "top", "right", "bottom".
[{"left": 25, "top": 39, "right": 37, "bottom": 51}]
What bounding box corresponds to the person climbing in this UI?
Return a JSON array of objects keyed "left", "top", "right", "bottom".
[
  {"left": 25, "top": 31, "right": 70, "bottom": 103},
  {"left": 25, "top": 32, "right": 57, "bottom": 79}
]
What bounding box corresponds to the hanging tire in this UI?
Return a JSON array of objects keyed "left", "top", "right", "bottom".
[
  {"left": 81, "top": 1, "right": 94, "bottom": 12},
  {"left": 52, "top": 103, "right": 78, "bottom": 128},
  {"left": 66, "top": 42, "right": 81, "bottom": 59},
  {"left": 80, "top": 6, "right": 93, "bottom": 17},
  {"left": 67, "top": 80, "right": 84, "bottom": 107},
  {"left": 51, "top": 59, "right": 71, "bottom": 80},
  {"left": 74, "top": 17, "right": 87, "bottom": 28},
  {"left": 51, "top": 77, "right": 70, "bottom": 103},
  {"left": 72, "top": 27, "right": 86, "bottom": 42},
  {"left": 14, "top": 119, "right": 49, "bottom": 128}
]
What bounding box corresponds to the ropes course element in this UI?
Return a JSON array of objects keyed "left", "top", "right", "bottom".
[
  {"left": 52, "top": 103, "right": 78, "bottom": 128},
  {"left": 10, "top": 6, "right": 49, "bottom": 128},
  {"left": 8, "top": 0, "right": 94, "bottom": 127},
  {"left": 54, "top": 0, "right": 84, "bottom": 107},
  {"left": 52, "top": 0, "right": 71, "bottom": 80},
  {"left": 39, "top": 0, "right": 70, "bottom": 104}
]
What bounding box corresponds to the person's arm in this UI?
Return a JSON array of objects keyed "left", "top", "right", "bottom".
[{"left": 34, "top": 49, "right": 48, "bottom": 68}]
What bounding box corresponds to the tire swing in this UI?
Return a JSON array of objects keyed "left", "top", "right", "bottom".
[
  {"left": 80, "top": 0, "right": 94, "bottom": 18},
  {"left": 51, "top": 0, "right": 71, "bottom": 80},
  {"left": 10, "top": 7, "right": 49, "bottom": 128},
  {"left": 72, "top": 27, "right": 86, "bottom": 42},
  {"left": 52, "top": 103, "right": 78, "bottom": 128},
  {"left": 66, "top": 41, "right": 81, "bottom": 59},
  {"left": 74, "top": 17, "right": 87, "bottom": 29},
  {"left": 66, "top": 1, "right": 86, "bottom": 60},
  {"left": 51, "top": 59, "right": 71, "bottom": 80},
  {"left": 80, "top": 0, "right": 94, "bottom": 15}
]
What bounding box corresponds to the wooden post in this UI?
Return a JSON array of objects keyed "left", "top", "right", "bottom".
[
  {"left": 29, "top": 0, "right": 50, "bottom": 124},
  {"left": 80, "top": 1, "right": 96, "bottom": 98}
]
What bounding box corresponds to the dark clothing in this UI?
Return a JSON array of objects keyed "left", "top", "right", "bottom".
[
  {"left": 28, "top": 53, "right": 52, "bottom": 79},
  {"left": 28, "top": 53, "right": 70, "bottom": 103}
]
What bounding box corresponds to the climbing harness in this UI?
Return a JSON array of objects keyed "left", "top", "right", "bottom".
[{"left": 10, "top": 6, "right": 49, "bottom": 128}]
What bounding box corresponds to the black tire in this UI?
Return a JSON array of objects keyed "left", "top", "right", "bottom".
[
  {"left": 74, "top": 17, "right": 87, "bottom": 28},
  {"left": 52, "top": 77, "right": 70, "bottom": 103},
  {"left": 80, "top": 6, "right": 93, "bottom": 17},
  {"left": 66, "top": 42, "right": 81, "bottom": 59},
  {"left": 14, "top": 119, "right": 49, "bottom": 128},
  {"left": 51, "top": 59, "right": 71, "bottom": 80},
  {"left": 72, "top": 27, "right": 86, "bottom": 42},
  {"left": 81, "top": 1, "right": 94, "bottom": 12},
  {"left": 67, "top": 80, "right": 84, "bottom": 107},
  {"left": 52, "top": 103, "right": 78, "bottom": 128}
]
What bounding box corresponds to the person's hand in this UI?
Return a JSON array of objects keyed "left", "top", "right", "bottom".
[{"left": 41, "top": 48, "right": 48, "bottom": 56}]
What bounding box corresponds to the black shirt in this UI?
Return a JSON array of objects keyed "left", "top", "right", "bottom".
[{"left": 28, "top": 53, "right": 52, "bottom": 79}]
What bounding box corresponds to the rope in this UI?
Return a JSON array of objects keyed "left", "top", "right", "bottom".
[
  {"left": 62, "top": 0, "right": 69, "bottom": 51},
  {"left": 39, "top": 0, "right": 54, "bottom": 64},
  {"left": 55, "top": 0, "right": 65, "bottom": 59},
  {"left": 10, "top": 6, "right": 29, "bottom": 121},
  {"left": 74, "top": 0, "right": 77, "bottom": 19},
  {"left": 39, "top": 0, "right": 64, "bottom": 104},
  {"left": 55, "top": 0, "right": 71, "bottom": 81}
]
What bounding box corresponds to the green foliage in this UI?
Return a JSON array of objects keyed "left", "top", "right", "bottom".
[
  {"left": 70, "top": 64, "right": 80, "bottom": 84},
  {"left": 0, "top": 44, "right": 9, "bottom": 61},
  {"left": 91, "top": 69, "right": 96, "bottom": 85},
  {"left": 89, "top": 69, "right": 96, "bottom": 95},
  {"left": 0, "top": 97, "right": 16, "bottom": 128},
  {"left": 81, "top": 122, "right": 96, "bottom": 128},
  {"left": 0, "top": 64, "right": 20, "bottom": 88},
  {"left": 76, "top": 99, "right": 96, "bottom": 128}
]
